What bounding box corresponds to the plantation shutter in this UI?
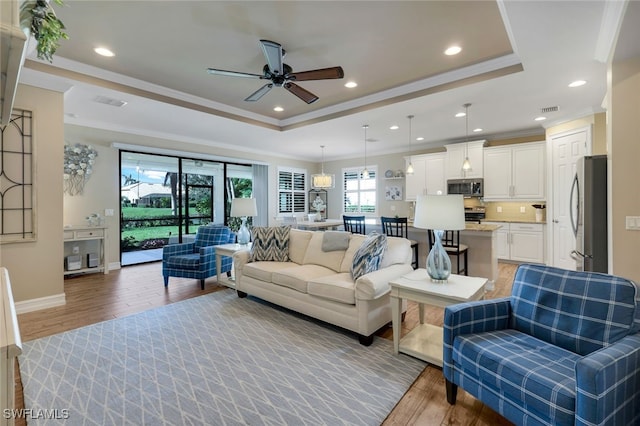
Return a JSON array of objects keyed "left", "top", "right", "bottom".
[{"left": 278, "top": 168, "right": 307, "bottom": 214}]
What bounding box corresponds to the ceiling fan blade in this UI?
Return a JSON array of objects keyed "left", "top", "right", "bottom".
[
  {"left": 259, "top": 39, "right": 284, "bottom": 76},
  {"left": 245, "top": 83, "right": 273, "bottom": 102},
  {"left": 288, "top": 66, "right": 345, "bottom": 81},
  {"left": 284, "top": 82, "right": 319, "bottom": 104},
  {"left": 207, "top": 68, "right": 263, "bottom": 79}
]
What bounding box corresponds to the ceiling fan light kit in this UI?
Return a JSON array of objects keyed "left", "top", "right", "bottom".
[{"left": 207, "top": 39, "right": 344, "bottom": 104}]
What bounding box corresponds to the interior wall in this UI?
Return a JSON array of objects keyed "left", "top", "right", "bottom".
[
  {"left": 610, "top": 56, "right": 640, "bottom": 283},
  {"left": 63, "top": 124, "right": 316, "bottom": 269},
  {"left": 0, "top": 85, "right": 64, "bottom": 303}
]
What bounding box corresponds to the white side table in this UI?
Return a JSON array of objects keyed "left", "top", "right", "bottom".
[
  {"left": 214, "top": 243, "right": 251, "bottom": 288},
  {"left": 389, "top": 269, "right": 487, "bottom": 366}
]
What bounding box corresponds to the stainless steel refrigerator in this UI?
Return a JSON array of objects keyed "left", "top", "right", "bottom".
[{"left": 570, "top": 155, "right": 607, "bottom": 272}]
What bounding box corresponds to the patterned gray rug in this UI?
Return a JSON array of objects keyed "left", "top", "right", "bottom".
[{"left": 19, "top": 289, "right": 426, "bottom": 425}]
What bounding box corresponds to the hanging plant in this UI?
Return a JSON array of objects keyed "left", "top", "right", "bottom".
[{"left": 21, "top": 0, "right": 69, "bottom": 63}]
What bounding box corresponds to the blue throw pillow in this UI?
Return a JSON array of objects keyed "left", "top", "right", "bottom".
[
  {"left": 250, "top": 226, "right": 290, "bottom": 262},
  {"left": 351, "top": 233, "right": 387, "bottom": 280}
]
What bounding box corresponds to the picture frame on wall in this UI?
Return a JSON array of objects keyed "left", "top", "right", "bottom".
[{"left": 385, "top": 185, "right": 402, "bottom": 201}]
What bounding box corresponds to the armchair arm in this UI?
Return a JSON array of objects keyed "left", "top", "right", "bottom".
[
  {"left": 162, "top": 243, "right": 195, "bottom": 260},
  {"left": 575, "top": 333, "right": 640, "bottom": 426},
  {"left": 355, "top": 264, "right": 414, "bottom": 300},
  {"left": 443, "top": 298, "right": 511, "bottom": 380}
]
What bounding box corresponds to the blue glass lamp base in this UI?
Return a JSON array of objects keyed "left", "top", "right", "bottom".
[
  {"left": 237, "top": 217, "right": 250, "bottom": 245},
  {"left": 427, "top": 229, "right": 452, "bottom": 283}
]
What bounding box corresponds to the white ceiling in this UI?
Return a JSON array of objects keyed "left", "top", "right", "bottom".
[{"left": 18, "top": 0, "right": 631, "bottom": 162}]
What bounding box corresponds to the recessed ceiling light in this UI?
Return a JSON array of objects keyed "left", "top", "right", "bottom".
[
  {"left": 473, "top": 128, "right": 482, "bottom": 132},
  {"left": 94, "top": 47, "right": 115, "bottom": 57},
  {"left": 535, "top": 116, "right": 547, "bottom": 121},
  {"left": 455, "top": 112, "right": 466, "bottom": 118},
  {"left": 273, "top": 106, "right": 284, "bottom": 112},
  {"left": 444, "top": 46, "right": 462, "bottom": 56},
  {"left": 416, "top": 137, "right": 424, "bottom": 141},
  {"left": 568, "top": 80, "right": 586, "bottom": 88},
  {"left": 389, "top": 125, "right": 399, "bottom": 130},
  {"left": 344, "top": 81, "right": 358, "bottom": 88}
]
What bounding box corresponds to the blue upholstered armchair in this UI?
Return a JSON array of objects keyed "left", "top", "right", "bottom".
[
  {"left": 162, "top": 225, "right": 236, "bottom": 289},
  {"left": 444, "top": 264, "right": 640, "bottom": 426}
]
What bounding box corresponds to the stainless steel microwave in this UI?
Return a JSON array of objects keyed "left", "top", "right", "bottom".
[{"left": 447, "top": 178, "right": 483, "bottom": 197}]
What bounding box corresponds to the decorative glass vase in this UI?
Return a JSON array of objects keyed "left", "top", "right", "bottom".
[
  {"left": 237, "top": 217, "right": 250, "bottom": 244},
  {"left": 427, "top": 230, "right": 452, "bottom": 282}
]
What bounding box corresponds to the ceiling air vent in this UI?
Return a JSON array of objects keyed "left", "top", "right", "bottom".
[
  {"left": 540, "top": 106, "right": 559, "bottom": 113},
  {"left": 94, "top": 95, "right": 128, "bottom": 107}
]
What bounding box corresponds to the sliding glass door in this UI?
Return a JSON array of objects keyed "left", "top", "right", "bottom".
[{"left": 120, "top": 151, "right": 254, "bottom": 266}]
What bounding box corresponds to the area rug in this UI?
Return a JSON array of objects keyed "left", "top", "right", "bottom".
[{"left": 19, "top": 289, "right": 426, "bottom": 425}]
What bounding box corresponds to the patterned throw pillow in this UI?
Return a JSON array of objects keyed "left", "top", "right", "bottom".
[
  {"left": 249, "top": 226, "right": 291, "bottom": 262},
  {"left": 351, "top": 233, "right": 387, "bottom": 280}
]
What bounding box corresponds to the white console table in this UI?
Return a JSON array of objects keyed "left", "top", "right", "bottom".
[{"left": 63, "top": 226, "right": 108, "bottom": 275}]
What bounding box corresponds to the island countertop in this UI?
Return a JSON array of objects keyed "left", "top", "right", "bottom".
[{"left": 407, "top": 222, "right": 502, "bottom": 232}]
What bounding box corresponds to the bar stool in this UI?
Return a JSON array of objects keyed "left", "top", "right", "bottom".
[
  {"left": 342, "top": 215, "right": 366, "bottom": 234},
  {"left": 381, "top": 216, "right": 419, "bottom": 269}
]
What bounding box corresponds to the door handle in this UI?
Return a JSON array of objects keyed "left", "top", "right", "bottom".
[{"left": 553, "top": 219, "right": 559, "bottom": 223}]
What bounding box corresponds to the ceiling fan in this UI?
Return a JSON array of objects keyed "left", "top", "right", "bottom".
[{"left": 207, "top": 40, "right": 344, "bottom": 104}]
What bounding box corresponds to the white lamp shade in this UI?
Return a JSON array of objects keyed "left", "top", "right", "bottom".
[
  {"left": 413, "top": 194, "right": 465, "bottom": 230},
  {"left": 231, "top": 198, "right": 257, "bottom": 217},
  {"left": 312, "top": 173, "right": 335, "bottom": 189}
]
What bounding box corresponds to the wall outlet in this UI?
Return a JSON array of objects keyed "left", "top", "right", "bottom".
[
  {"left": 520, "top": 206, "right": 526, "bottom": 213},
  {"left": 72, "top": 245, "right": 80, "bottom": 254},
  {"left": 496, "top": 206, "right": 502, "bottom": 213},
  {"left": 626, "top": 216, "right": 640, "bottom": 230}
]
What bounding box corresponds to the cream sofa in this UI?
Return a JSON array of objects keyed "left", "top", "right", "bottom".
[{"left": 232, "top": 228, "right": 413, "bottom": 345}]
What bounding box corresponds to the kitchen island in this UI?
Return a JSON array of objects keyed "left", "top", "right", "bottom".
[{"left": 407, "top": 222, "right": 502, "bottom": 289}]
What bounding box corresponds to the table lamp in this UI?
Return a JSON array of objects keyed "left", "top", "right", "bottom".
[
  {"left": 231, "top": 198, "right": 257, "bottom": 245},
  {"left": 413, "top": 194, "right": 465, "bottom": 282}
]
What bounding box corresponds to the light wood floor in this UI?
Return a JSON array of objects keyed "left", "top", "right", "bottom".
[{"left": 15, "top": 261, "right": 518, "bottom": 426}]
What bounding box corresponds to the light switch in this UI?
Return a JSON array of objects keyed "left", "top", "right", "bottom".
[
  {"left": 105, "top": 208, "right": 114, "bottom": 216},
  {"left": 626, "top": 216, "right": 640, "bottom": 230},
  {"left": 496, "top": 206, "right": 502, "bottom": 213},
  {"left": 520, "top": 206, "right": 526, "bottom": 213}
]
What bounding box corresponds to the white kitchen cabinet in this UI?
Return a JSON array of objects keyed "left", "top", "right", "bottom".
[
  {"left": 405, "top": 153, "right": 445, "bottom": 200},
  {"left": 445, "top": 140, "right": 485, "bottom": 179},
  {"left": 483, "top": 222, "right": 545, "bottom": 264},
  {"left": 483, "top": 141, "right": 546, "bottom": 200}
]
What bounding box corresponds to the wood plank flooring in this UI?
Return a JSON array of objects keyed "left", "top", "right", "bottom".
[{"left": 14, "top": 261, "right": 518, "bottom": 425}]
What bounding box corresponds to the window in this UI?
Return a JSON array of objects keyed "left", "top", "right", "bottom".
[
  {"left": 278, "top": 167, "right": 307, "bottom": 215},
  {"left": 343, "top": 166, "right": 377, "bottom": 215}
]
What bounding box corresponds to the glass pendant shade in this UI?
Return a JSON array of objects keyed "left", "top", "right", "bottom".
[
  {"left": 462, "top": 157, "right": 472, "bottom": 172},
  {"left": 231, "top": 198, "right": 257, "bottom": 245},
  {"left": 406, "top": 162, "right": 414, "bottom": 174},
  {"left": 312, "top": 145, "right": 335, "bottom": 188},
  {"left": 362, "top": 124, "right": 369, "bottom": 179},
  {"left": 461, "top": 103, "right": 472, "bottom": 173},
  {"left": 413, "top": 194, "right": 465, "bottom": 282}
]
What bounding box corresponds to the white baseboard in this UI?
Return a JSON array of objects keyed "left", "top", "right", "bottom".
[
  {"left": 108, "top": 262, "right": 121, "bottom": 271},
  {"left": 15, "top": 293, "right": 66, "bottom": 314}
]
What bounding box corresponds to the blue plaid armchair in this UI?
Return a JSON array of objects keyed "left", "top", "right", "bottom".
[
  {"left": 162, "top": 225, "right": 236, "bottom": 289},
  {"left": 444, "top": 264, "right": 640, "bottom": 426}
]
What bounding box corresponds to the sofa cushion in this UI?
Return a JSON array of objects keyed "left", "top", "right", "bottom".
[
  {"left": 340, "top": 234, "right": 366, "bottom": 273},
  {"left": 250, "top": 226, "right": 290, "bottom": 262},
  {"left": 302, "top": 232, "right": 347, "bottom": 272},
  {"left": 271, "top": 264, "right": 336, "bottom": 293},
  {"left": 351, "top": 233, "right": 387, "bottom": 280},
  {"left": 288, "top": 229, "right": 313, "bottom": 265},
  {"left": 511, "top": 264, "right": 639, "bottom": 356},
  {"left": 308, "top": 273, "right": 356, "bottom": 305},
  {"left": 453, "top": 329, "right": 579, "bottom": 426},
  {"left": 322, "top": 231, "right": 351, "bottom": 252},
  {"left": 380, "top": 236, "right": 412, "bottom": 269},
  {"left": 243, "top": 261, "right": 296, "bottom": 283}
]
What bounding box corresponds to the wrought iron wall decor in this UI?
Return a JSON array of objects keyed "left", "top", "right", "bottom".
[
  {"left": 0, "top": 109, "right": 35, "bottom": 243},
  {"left": 64, "top": 143, "right": 98, "bottom": 195}
]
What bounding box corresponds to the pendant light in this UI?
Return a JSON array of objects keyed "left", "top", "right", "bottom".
[
  {"left": 311, "top": 145, "right": 335, "bottom": 189},
  {"left": 406, "top": 114, "right": 415, "bottom": 175},
  {"left": 461, "top": 103, "right": 473, "bottom": 173},
  {"left": 362, "top": 124, "right": 370, "bottom": 179}
]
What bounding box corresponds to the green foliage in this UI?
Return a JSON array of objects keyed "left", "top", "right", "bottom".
[{"left": 25, "top": 0, "right": 69, "bottom": 63}]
